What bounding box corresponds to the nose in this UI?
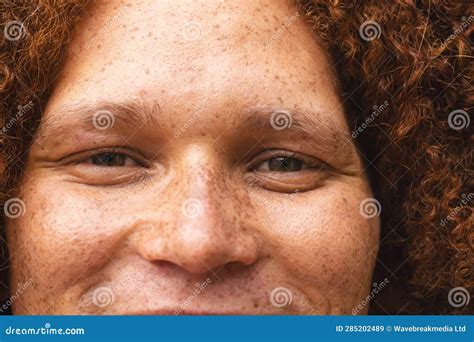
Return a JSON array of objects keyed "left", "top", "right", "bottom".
[
  {"left": 137, "top": 198, "right": 259, "bottom": 275},
  {"left": 133, "top": 149, "right": 259, "bottom": 275},
  {"left": 162, "top": 198, "right": 258, "bottom": 274}
]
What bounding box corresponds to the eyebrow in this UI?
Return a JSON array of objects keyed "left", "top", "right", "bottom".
[
  {"left": 37, "top": 99, "right": 354, "bottom": 158},
  {"left": 242, "top": 105, "right": 351, "bottom": 147},
  {"left": 39, "top": 99, "right": 162, "bottom": 134}
]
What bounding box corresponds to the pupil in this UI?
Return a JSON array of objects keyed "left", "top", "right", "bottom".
[
  {"left": 269, "top": 157, "right": 303, "bottom": 172},
  {"left": 92, "top": 153, "right": 125, "bottom": 166}
]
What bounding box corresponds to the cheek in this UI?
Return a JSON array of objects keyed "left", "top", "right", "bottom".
[
  {"left": 7, "top": 178, "right": 123, "bottom": 299},
  {"left": 252, "top": 185, "right": 380, "bottom": 308}
]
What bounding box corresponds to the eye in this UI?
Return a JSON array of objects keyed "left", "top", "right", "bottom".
[
  {"left": 255, "top": 156, "right": 306, "bottom": 172},
  {"left": 85, "top": 152, "right": 139, "bottom": 167},
  {"left": 245, "top": 150, "right": 331, "bottom": 193}
]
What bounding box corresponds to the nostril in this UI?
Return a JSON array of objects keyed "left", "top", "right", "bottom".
[
  {"left": 225, "top": 260, "right": 255, "bottom": 272},
  {"left": 151, "top": 260, "right": 179, "bottom": 272}
]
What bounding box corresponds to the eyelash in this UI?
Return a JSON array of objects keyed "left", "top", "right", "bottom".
[
  {"left": 74, "top": 148, "right": 149, "bottom": 168},
  {"left": 77, "top": 149, "right": 329, "bottom": 173},
  {"left": 248, "top": 150, "right": 326, "bottom": 172},
  {"left": 65, "top": 148, "right": 332, "bottom": 191}
]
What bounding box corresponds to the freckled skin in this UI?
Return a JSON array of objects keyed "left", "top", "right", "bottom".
[{"left": 7, "top": 0, "right": 380, "bottom": 314}]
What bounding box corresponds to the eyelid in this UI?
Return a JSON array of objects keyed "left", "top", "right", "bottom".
[
  {"left": 84, "top": 153, "right": 137, "bottom": 167},
  {"left": 59, "top": 147, "right": 150, "bottom": 167},
  {"left": 248, "top": 149, "right": 327, "bottom": 171}
]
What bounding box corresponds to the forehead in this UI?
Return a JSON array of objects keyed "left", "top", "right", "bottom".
[{"left": 44, "top": 0, "right": 345, "bottom": 132}]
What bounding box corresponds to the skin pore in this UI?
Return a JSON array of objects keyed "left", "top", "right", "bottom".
[{"left": 7, "top": 0, "right": 380, "bottom": 314}]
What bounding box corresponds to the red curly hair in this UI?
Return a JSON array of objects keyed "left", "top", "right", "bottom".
[{"left": 0, "top": 0, "right": 472, "bottom": 314}]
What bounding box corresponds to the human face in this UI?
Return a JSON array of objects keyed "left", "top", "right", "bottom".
[{"left": 7, "top": 0, "right": 380, "bottom": 314}]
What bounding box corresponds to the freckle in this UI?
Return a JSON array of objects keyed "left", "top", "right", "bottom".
[
  {"left": 97, "top": 44, "right": 101, "bottom": 49},
  {"left": 148, "top": 31, "right": 152, "bottom": 37},
  {"left": 122, "top": 24, "right": 126, "bottom": 28},
  {"left": 145, "top": 68, "right": 150, "bottom": 74},
  {"left": 132, "top": 26, "right": 140, "bottom": 32},
  {"left": 100, "top": 67, "right": 105, "bottom": 72}
]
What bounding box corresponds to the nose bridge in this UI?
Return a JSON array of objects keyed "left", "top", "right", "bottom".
[
  {"left": 134, "top": 143, "right": 259, "bottom": 274},
  {"left": 174, "top": 147, "right": 241, "bottom": 272},
  {"left": 178, "top": 144, "right": 230, "bottom": 225}
]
